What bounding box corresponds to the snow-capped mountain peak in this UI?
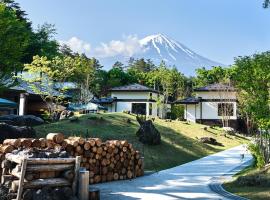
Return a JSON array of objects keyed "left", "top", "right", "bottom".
[
  {"left": 137, "top": 34, "right": 223, "bottom": 74},
  {"left": 97, "top": 34, "right": 223, "bottom": 76}
]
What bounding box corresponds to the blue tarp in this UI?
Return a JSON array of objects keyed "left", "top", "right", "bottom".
[{"left": 0, "top": 98, "right": 17, "bottom": 108}]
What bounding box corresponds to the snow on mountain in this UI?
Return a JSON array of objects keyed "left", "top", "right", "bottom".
[{"left": 98, "top": 34, "right": 223, "bottom": 76}]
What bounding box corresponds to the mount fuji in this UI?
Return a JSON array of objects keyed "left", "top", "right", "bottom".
[{"left": 98, "top": 34, "right": 223, "bottom": 76}]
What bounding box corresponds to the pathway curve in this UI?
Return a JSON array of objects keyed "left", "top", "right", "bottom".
[{"left": 92, "top": 145, "right": 253, "bottom": 200}]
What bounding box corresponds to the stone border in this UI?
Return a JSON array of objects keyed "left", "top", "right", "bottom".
[{"left": 209, "top": 159, "right": 253, "bottom": 200}]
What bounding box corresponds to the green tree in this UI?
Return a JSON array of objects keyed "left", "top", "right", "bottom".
[
  {"left": 0, "top": 3, "right": 30, "bottom": 90},
  {"left": 233, "top": 52, "right": 270, "bottom": 130}
]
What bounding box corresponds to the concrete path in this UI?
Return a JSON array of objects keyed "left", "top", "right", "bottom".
[{"left": 92, "top": 145, "right": 253, "bottom": 200}]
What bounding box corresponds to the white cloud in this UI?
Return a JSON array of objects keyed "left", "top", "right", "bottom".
[
  {"left": 94, "top": 35, "right": 143, "bottom": 58},
  {"left": 60, "top": 37, "right": 91, "bottom": 55}
]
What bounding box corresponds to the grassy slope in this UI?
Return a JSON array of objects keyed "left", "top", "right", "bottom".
[
  {"left": 224, "top": 166, "right": 270, "bottom": 200},
  {"left": 34, "top": 113, "right": 248, "bottom": 171}
]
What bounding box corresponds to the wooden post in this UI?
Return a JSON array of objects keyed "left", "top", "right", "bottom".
[
  {"left": 78, "top": 169, "right": 89, "bottom": 200},
  {"left": 72, "top": 156, "right": 81, "bottom": 196},
  {"left": 16, "top": 158, "right": 27, "bottom": 200}
]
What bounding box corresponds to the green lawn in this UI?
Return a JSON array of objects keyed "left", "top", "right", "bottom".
[
  {"left": 223, "top": 165, "right": 270, "bottom": 200},
  {"left": 35, "top": 112, "right": 248, "bottom": 171}
]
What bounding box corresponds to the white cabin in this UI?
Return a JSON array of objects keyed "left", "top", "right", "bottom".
[
  {"left": 92, "top": 84, "right": 170, "bottom": 118},
  {"left": 175, "top": 83, "right": 238, "bottom": 128}
]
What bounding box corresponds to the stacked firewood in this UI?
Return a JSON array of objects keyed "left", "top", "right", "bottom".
[
  {"left": 1, "top": 148, "right": 79, "bottom": 200},
  {"left": 0, "top": 133, "right": 144, "bottom": 185}
]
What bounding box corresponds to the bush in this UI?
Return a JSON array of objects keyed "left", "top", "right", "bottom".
[
  {"left": 248, "top": 143, "right": 265, "bottom": 168},
  {"left": 171, "top": 105, "right": 185, "bottom": 120}
]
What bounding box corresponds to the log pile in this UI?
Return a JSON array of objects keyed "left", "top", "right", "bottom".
[
  {"left": 0, "top": 148, "right": 79, "bottom": 200},
  {"left": 0, "top": 134, "right": 144, "bottom": 186}
]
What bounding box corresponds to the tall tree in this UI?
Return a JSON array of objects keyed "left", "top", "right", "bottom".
[{"left": 0, "top": 3, "right": 31, "bottom": 90}]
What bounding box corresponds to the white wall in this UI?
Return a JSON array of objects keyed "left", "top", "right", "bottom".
[
  {"left": 185, "top": 104, "right": 196, "bottom": 122},
  {"left": 201, "top": 101, "right": 237, "bottom": 120},
  {"left": 111, "top": 92, "right": 150, "bottom": 99},
  {"left": 195, "top": 91, "right": 237, "bottom": 100}
]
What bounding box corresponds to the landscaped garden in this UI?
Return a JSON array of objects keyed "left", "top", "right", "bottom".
[
  {"left": 224, "top": 165, "right": 270, "bottom": 200},
  {"left": 35, "top": 112, "right": 248, "bottom": 171}
]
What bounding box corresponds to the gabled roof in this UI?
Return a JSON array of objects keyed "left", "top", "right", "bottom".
[
  {"left": 174, "top": 97, "right": 199, "bottom": 104},
  {"left": 110, "top": 83, "right": 159, "bottom": 93},
  {"left": 194, "top": 83, "right": 235, "bottom": 92}
]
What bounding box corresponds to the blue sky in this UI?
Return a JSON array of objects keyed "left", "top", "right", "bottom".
[{"left": 17, "top": 0, "right": 270, "bottom": 65}]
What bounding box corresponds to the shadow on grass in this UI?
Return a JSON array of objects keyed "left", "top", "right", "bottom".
[{"left": 35, "top": 113, "right": 232, "bottom": 171}]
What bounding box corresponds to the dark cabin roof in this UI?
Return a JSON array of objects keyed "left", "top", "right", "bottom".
[
  {"left": 194, "top": 83, "right": 235, "bottom": 92},
  {"left": 110, "top": 83, "right": 159, "bottom": 93},
  {"left": 174, "top": 97, "right": 200, "bottom": 104}
]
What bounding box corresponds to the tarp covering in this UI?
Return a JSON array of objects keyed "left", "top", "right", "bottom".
[{"left": 0, "top": 98, "right": 17, "bottom": 108}]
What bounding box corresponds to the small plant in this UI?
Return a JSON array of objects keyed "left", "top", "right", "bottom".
[{"left": 248, "top": 143, "right": 265, "bottom": 169}]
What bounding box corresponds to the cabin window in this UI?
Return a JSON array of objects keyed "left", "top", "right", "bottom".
[
  {"left": 218, "top": 103, "right": 234, "bottom": 116},
  {"left": 131, "top": 103, "right": 146, "bottom": 115},
  {"left": 149, "top": 103, "right": 152, "bottom": 115}
]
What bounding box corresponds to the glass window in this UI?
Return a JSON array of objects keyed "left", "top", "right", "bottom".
[{"left": 218, "top": 103, "right": 234, "bottom": 116}]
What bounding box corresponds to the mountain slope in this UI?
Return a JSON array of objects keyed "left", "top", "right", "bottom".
[
  {"left": 98, "top": 34, "right": 223, "bottom": 76},
  {"left": 137, "top": 34, "right": 223, "bottom": 75}
]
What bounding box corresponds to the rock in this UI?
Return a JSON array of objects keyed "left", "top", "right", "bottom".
[
  {"left": 0, "top": 115, "right": 44, "bottom": 126},
  {"left": 59, "top": 110, "right": 74, "bottom": 120},
  {"left": 136, "top": 115, "right": 161, "bottom": 145},
  {"left": 0, "top": 123, "right": 36, "bottom": 143},
  {"left": 199, "top": 137, "right": 223, "bottom": 146},
  {"left": 223, "top": 127, "right": 236, "bottom": 135}
]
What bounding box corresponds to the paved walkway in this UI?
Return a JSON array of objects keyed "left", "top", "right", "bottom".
[{"left": 92, "top": 145, "right": 253, "bottom": 200}]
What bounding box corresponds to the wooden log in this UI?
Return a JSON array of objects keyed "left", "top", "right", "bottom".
[
  {"left": 61, "top": 140, "right": 68, "bottom": 148},
  {"left": 89, "top": 171, "right": 95, "bottom": 178},
  {"left": 31, "top": 139, "right": 41, "bottom": 148},
  {"left": 0, "top": 145, "right": 14, "bottom": 153},
  {"left": 84, "top": 142, "right": 91, "bottom": 150},
  {"left": 96, "top": 147, "right": 103, "bottom": 155},
  {"left": 89, "top": 187, "right": 100, "bottom": 200},
  {"left": 3, "top": 139, "right": 21, "bottom": 148},
  {"left": 26, "top": 164, "right": 74, "bottom": 172},
  {"left": 72, "top": 156, "right": 81, "bottom": 195},
  {"left": 127, "top": 170, "right": 133, "bottom": 179},
  {"left": 39, "top": 171, "right": 56, "bottom": 179},
  {"left": 78, "top": 170, "right": 89, "bottom": 200},
  {"left": 46, "top": 139, "right": 55, "bottom": 149},
  {"left": 12, "top": 178, "right": 71, "bottom": 191},
  {"left": 94, "top": 175, "right": 101, "bottom": 183},
  {"left": 20, "top": 138, "right": 32, "bottom": 148},
  {"left": 68, "top": 137, "right": 85, "bottom": 145},
  {"left": 5, "top": 154, "right": 76, "bottom": 164},
  {"left": 113, "top": 173, "right": 119, "bottom": 181},
  {"left": 46, "top": 133, "right": 64, "bottom": 144},
  {"left": 16, "top": 158, "right": 27, "bottom": 200},
  {"left": 65, "top": 139, "right": 79, "bottom": 147},
  {"left": 39, "top": 138, "right": 46, "bottom": 148}
]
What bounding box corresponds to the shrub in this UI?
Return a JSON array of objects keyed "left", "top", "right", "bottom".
[
  {"left": 170, "top": 105, "right": 185, "bottom": 120},
  {"left": 248, "top": 143, "right": 265, "bottom": 169}
]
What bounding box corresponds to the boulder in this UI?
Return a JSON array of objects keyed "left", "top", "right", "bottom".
[
  {"left": 0, "top": 115, "right": 44, "bottom": 126},
  {"left": 199, "top": 137, "right": 223, "bottom": 146},
  {"left": 223, "top": 127, "right": 236, "bottom": 135},
  {"left": 0, "top": 123, "right": 36, "bottom": 143},
  {"left": 136, "top": 116, "right": 161, "bottom": 145}
]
